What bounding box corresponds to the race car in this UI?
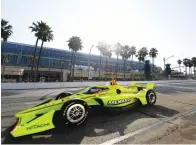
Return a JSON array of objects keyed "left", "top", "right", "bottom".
[{"left": 11, "top": 81, "right": 156, "bottom": 137}]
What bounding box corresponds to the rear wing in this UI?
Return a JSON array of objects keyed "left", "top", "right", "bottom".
[{"left": 130, "top": 82, "right": 154, "bottom": 90}]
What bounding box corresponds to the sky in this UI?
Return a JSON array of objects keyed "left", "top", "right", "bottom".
[{"left": 2, "top": 0, "right": 196, "bottom": 71}]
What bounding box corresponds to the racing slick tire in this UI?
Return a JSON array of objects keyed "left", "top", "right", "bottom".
[
  {"left": 61, "top": 101, "right": 88, "bottom": 126},
  {"left": 146, "top": 90, "right": 156, "bottom": 106}
]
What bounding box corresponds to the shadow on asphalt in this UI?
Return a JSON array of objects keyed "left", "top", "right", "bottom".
[
  {"left": 2, "top": 105, "right": 179, "bottom": 144},
  {"left": 155, "top": 86, "right": 196, "bottom": 94}
]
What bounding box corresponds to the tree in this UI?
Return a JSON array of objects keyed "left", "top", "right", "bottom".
[
  {"left": 1, "top": 53, "right": 8, "bottom": 81},
  {"left": 149, "top": 48, "right": 158, "bottom": 73},
  {"left": 144, "top": 60, "right": 151, "bottom": 80},
  {"left": 1, "top": 19, "right": 13, "bottom": 81},
  {"left": 67, "top": 36, "right": 83, "bottom": 81},
  {"left": 93, "top": 63, "right": 99, "bottom": 79},
  {"left": 60, "top": 59, "right": 65, "bottom": 82},
  {"left": 35, "top": 22, "right": 54, "bottom": 81},
  {"left": 183, "top": 58, "right": 189, "bottom": 76},
  {"left": 177, "top": 59, "right": 182, "bottom": 73},
  {"left": 136, "top": 47, "right": 148, "bottom": 73},
  {"left": 29, "top": 21, "right": 46, "bottom": 77},
  {"left": 114, "top": 43, "right": 122, "bottom": 79},
  {"left": 1, "top": 19, "right": 13, "bottom": 42},
  {"left": 96, "top": 42, "right": 107, "bottom": 80},
  {"left": 130, "top": 46, "right": 136, "bottom": 65},
  {"left": 191, "top": 57, "right": 196, "bottom": 78},
  {"left": 120, "top": 45, "right": 131, "bottom": 80},
  {"left": 104, "top": 45, "right": 112, "bottom": 80},
  {"left": 187, "top": 59, "right": 193, "bottom": 75}
]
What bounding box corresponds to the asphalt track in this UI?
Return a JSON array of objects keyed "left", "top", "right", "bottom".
[{"left": 1, "top": 80, "right": 196, "bottom": 144}]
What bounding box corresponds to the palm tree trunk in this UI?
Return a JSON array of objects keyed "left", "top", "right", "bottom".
[
  {"left": 61, "top": 66, "right": 63, "bottom": 82},
  {"left": 131, "top": 55, "right": 133, "bottom": 80},
  {"left": 152, "top": 58, "right": 154, "bottom": 73},
  {"left": 70, "top": 50, "right": 74, "bottom": 81},
  {"left": 189, "top": 67, "right": 191, "bottom": 75},
  {"left": 105, "top": 57, "right": 108, "bottom": 80},
  {"left": 139, "top": 60, "right": 141, "bottom": 74},
  {"left": 31, "top": 38, "right": 39, "bottom": 77},
  {"left": 179, "top": 64, "right": 181, "bottom": 73},
  {"left": 99, "top": 54, "right": 101, "bottom": 81},
  {"left": 71, "top": 52, "right": 76, "bottom": 81},
  {"left": 115, "top": 55, "right": 119, "bottom": 79},
  {"left": 2, "top": 61, "right": 5, "bottom": 82},
  {"left": 124, "top": 59, "right": 126, "bottom": 80},
  {"left": 35, "top": 41, "right": 44, "bottom": 82},
  {"left": 185, "top": 66, "right": 187, "bottom": 76}
]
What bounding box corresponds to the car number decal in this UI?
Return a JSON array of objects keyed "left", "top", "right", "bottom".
[{"left": 108, "top": 98, "right": 131, "bottom": 105}]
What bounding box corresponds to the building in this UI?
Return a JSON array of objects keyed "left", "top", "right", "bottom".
[{"left": 1, "top": 41, "right": 162, "bottom": 82}]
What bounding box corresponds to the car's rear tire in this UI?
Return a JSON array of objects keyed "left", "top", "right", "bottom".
[
  {"left": 146, "top": 90, "right": 156, "bottom": 105},
  {"left": 61, "top": 101, "right": 88, "bottom": 126}
]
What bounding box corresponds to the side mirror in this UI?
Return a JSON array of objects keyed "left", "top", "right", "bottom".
[{"left": 116, "top": 89, "right": 121, "bottom": 94}]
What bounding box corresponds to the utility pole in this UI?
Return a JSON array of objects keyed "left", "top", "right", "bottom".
[{"left": 163, "top": 55, "right": 174, "bottom": 70}]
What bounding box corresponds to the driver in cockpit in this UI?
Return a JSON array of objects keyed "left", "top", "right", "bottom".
[{"left": 110, "top": 77, "right": 118, "bottom": 85}]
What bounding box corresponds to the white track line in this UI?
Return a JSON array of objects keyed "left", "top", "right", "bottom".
[{"left": 100, "top": 107, "right": 196, "bottom": 145}]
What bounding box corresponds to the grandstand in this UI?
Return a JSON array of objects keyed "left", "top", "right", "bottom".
[{"left": 1, "top": 41, "right": 162, "bottom": 82}]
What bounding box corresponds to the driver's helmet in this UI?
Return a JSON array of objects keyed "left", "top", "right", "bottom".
[{"left": 111, "top": 77, "right": 118, "bottom": 85}]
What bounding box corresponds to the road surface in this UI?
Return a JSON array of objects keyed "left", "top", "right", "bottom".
[{"left": 1, "top": 80, "right": 196, "bottom": 144}]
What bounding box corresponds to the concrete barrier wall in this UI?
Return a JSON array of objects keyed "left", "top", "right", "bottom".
[
  {"left": 1, "top": 81, "right": 133, "bottom": 90},
  {"left": 1, "top": 82, "right": 107, "bottom": 90},
  {"left": 2, "top": 80, "right": 191, "bottom": 90}
]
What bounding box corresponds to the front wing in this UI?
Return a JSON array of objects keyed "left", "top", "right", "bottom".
[{"left": 11, "top": 110, "right": 55, "bottom": 137}]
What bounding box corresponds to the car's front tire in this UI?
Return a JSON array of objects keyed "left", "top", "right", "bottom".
[
  {"left": 146, "top": 90, "right": 156, "bottom": 105},
  {"left": 62, "top": 101, "right": 88, "bottom": 126}
]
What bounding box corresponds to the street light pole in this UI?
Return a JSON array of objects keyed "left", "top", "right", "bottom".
[
  {"left": 88, "top": 45, "right": 94, "bottom": 80},
  {"left": 163, "top": 55, "right": 174, "bottom": 70},
  {"left": 163, "top": 57, "right": 165, "bottom": 70}
]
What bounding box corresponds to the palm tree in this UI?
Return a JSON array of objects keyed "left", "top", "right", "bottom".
[
  {"left": 129, "top": 46, "right": 136, "bottom": 80},
  {"left": 183, "top": 58, "right": 189, "bottom": 76},
  {"left": 136, "top": 47, "right": 148, "bottom": 73},
  {"left": 104, "top": 45, "right": 112, "bottom": 80},
  {"left": 136, "top": 51, "right": 143, "bottom": 73},
  {"left": 1, "top": 19, "right": 13, "bottom": 42},
  {"left": 191, "top": 57, "right": 196, "bottom": 78},
  {"left": 120, "top": 45, "right": 131, "bottom": 80},
  {"left": 1, "top": 53, "right": 8, "bottom": 81},
  {"left": 67, "top": 36, "right": 83, "bottom": 81},
  {"left": 177, "top": 59, "right": 182, "bottom": 73},
  {"left": 149, "top": 48, "right": 158, "bottom": 73},
  {"left": 60, "top": 60, "right": 65, "bottom": 82},
  {"left": 29, "top": 21, "right": 45, "bottom": 76},
  {"left": 35, "top": 22, "right": 54, "bottom": 81},
  {"left": 96, "top": 42, "right": 107, "bottom": 80},
  {"left": 1, "top": 19, "right": 13, "bottom": 81},
  {"left": 114, "top": 43, "right": 122, "bottom": 79},
  {"left": 187, "top": 59, "right": 193, "bottom": 75},
  {"left": 130, "top": 46, "right": 136, "bottom": 65},
  {"left": 28, "top": 55, "right": 37, "bottom": 81}
]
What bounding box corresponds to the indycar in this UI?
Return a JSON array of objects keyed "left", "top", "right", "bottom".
[{"left": 11, "top": 81, "right": 156, "bottom": 137}]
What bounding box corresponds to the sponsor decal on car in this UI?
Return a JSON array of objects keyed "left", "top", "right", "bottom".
[
  {"left": 26, "top": 123, "right": 50, "bottom": 130},
  {"left": 108, "top": 98, "right": 131, "bottom": 105}
]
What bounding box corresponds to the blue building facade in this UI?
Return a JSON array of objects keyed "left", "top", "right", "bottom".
[
  {"left": 1, "top": 41, "right": 149, "bottom": 72},
  {"left": 1, "top": 41, "right": 162, "bottom": 82}
]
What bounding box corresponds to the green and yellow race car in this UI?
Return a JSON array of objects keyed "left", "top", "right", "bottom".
[{"left": 11, "top": 82, "right": 156, "bottom": 137}]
